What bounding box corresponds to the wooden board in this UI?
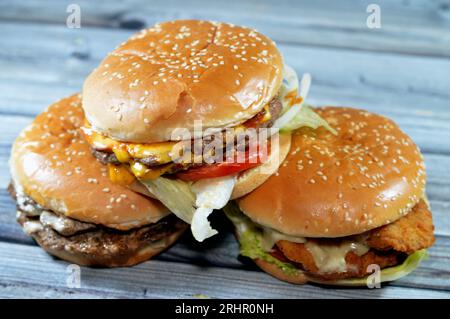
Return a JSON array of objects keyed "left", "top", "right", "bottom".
[
  {"left": 0, "top": 0, "right": 449, "bottom": 299},
  {"left": 1, "top": 242, "right": 449, "bottom": 299}
]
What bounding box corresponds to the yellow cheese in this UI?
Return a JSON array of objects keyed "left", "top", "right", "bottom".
[
  {"left": 261, "top": 104, "right": 272, "bottom": 123},
  {"left": 108, "top": 164, "right": 136, "bottom": 186},
  {"left": 130, "top": 161, "right": 174, "bottom": 181},
  {"left": 112, "top": 145, "right": 132, "bottom": 163},
  {"left": 82, "top": 124, "right": 177, "bottom": 165},
  {"left": 127, "top": 142, "right": 176, "bottom": 163}
]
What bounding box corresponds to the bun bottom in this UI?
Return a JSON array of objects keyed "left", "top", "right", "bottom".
[{"left": 254, "top": 258, "right": 309, "bottom": 285}]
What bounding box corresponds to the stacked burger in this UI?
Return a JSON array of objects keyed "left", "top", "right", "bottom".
[{"left": 9, "top": 20, "right": 434, "bottom": 285}]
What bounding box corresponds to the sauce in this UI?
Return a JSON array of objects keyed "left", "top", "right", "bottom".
[
  {"left": 261, "top": 227, "right": 306, "bottom": 251},
  {"left": 305, "top": 239, "right": 369, "bottom": 274}
]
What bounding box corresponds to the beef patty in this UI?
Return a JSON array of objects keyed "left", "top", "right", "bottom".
[
  {"left": 91, "top": 96, "right": 283, "bottom": 168},
  {"left": 9, "top": 183, "right": 187, "bottom": 266}
]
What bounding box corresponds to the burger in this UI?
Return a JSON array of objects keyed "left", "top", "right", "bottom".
[
  {"left": 9, "top": 94, "right": 187, "bottom": 267},
  {"left": 225, "top": 107, "right": 435, "bottom": 285},
  {"left": 80, "top": 20, "right": 331, "bottom": 241}
]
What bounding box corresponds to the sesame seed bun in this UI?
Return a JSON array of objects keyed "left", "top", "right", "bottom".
[
  {"left": 82, "top": 20, "right": 284, "bottom": 143},
  {"left": 237, "top": 107, "right": 426, "bottom": 238},
  {"left": 254, "top": 259, "right": 309, "bottom": 284},
  {"left": 10, "top": 94, "right": 170, "bottom": 230}
]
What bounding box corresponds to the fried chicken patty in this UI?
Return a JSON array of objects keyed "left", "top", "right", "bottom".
[{"left": 276, "top": 199, "right": 435, "bottom": 280}]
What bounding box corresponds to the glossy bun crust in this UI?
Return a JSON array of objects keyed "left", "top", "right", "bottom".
[
  {"left": 10, "top": 94, "right": 170, "bottom": 230},
  {"left": 238, "top": 107, "right": 426, "bottom": 237},
  {"left": 83, "top": 20, "right": 283, "bottom": 143}
]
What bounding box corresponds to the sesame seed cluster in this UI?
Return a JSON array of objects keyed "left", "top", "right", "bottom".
[{"left": 82, "top": 20, "right": 283, "bottom": 142}]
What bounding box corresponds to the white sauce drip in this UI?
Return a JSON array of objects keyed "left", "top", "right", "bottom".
[
  {"left": 305, "top": 240, "right": 370, "bottom": 274},
  {"left": 260, "top": 226, "right": 369, "bottom": 274}
]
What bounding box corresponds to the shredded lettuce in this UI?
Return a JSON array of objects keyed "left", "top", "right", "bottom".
[
  {"left": 273, "top": 70, "right": 310, "bottom": 130},
  {"left": 191, "top": 175, "right": 237, "bottom": 241},
  {"left": 274, "top": 65, "right": 336, "bottom": 135},
  {"left": 223, "top": 203, "right": 299, "bottom": 276},
  {"left": 281, "top": 104, "right": 337, "bottom": 135},
  {"left": 224, "top": 202, "right": 427, "bottom": 286},
  {"left": 141, "top": 175, "right": 236, "bottom": 242}
]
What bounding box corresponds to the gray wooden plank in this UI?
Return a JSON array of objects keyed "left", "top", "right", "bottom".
[
  {"left": 0, "top": 23, "right": 449, "bottom": 155},
  {"left": 0, "top": 241, "right": 449, "bottom": 298},
  {"left": 1, "top": 0, "right": 449, "bottom": 57}
]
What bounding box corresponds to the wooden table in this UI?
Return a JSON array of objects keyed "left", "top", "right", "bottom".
[{"left": 0, "top": 0, "right": 449, "bottom": 299}]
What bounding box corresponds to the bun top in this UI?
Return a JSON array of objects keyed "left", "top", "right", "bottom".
[
  {"left": 238, "top": 107, "right": 426, "bottom": 238},
  {"left": 82, "top": 20, "right": 283, "bottom": 143},
  {"left": 10, "top": 94, "right": 170, "bottom": 230}
]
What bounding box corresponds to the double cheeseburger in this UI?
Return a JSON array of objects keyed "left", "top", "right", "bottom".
[
  {"left": 225, "top": 107, "right": 435, "bottom": 285},
  {"left": 80, "top": 20, "right": 325, "bottom": 241},
  {"left": 9, "top": 95, "right": 187, "bottom": 267}
]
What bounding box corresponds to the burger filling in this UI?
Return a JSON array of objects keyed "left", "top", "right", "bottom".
[
  {"left": 9, "top": 183, "right": 186, "bottom": 264},
  {"left": 80, "top": 66, "right": 336, "bottom": 242},
  {"left": 224, "top": 200, "right": 435, "bottom": 283},
  {"left": 87, "top": 96, "right": 283, "bottom": 170},
  {"left": 83, "top": 95, "right": 283, "bottom": 186}
]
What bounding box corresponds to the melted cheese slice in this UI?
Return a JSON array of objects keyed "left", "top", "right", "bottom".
[{"left": 81, "top": 125, "right": 178, "bottom": 165}]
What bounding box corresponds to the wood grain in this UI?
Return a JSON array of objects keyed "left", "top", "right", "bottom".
[
  {"left": 0, "top": 242, "right": 449, "bottom": 299},
  {"left": 1, "top": 187, "right": 449, "bottom": 291},
  {"left": 1, "top": 0, "right": 450, "bottom": 57},
  {"left": 1, "top": 23, "right": 450, "bottom": 155}
]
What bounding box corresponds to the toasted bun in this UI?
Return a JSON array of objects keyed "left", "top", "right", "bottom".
[
  {"left": 82, "top": 20, "right": 283, "bottom": 143},
  {"left": 10, "top": 94, "right": 170, "bottom": 230},
  {"left": 238, "top": 107, "right": 426, "bottom": 237}
]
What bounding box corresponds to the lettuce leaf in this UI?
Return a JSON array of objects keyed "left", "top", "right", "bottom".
[
  {"left": 223, "top": 203, "right": 299, "bottom": 276},
  {"left": 224, "top": 202, "right": 427, "bottom": 286},
  {"left": 190, "top": 175, "right": 237, "bottom": 241},
  {"left": 140, "top": 177, "right": 196, "bottom": 224},
  {"left": 280, "top": 104, "right": 337, "bottom": 135},
  {"left": 141, "top": 175, "right": 236, "bottom": 242},
  {"left": 273, "top": 65, "right": 336, "bottom": 135}
]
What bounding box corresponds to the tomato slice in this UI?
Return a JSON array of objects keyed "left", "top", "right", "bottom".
[{"left": 175, "top": 144, "right": 269, "bottom": 181}]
